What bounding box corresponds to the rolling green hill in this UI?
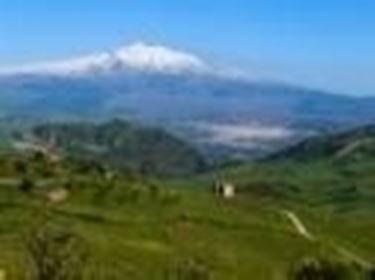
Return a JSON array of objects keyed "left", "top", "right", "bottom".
[
  {"left": 213, "top": 125, "right": 375, "bottom": 211},
  {"left": 268, "top": 125, "right": 375, "bottom": 163},
  {"left": 0, "top": 124, "right": 374, "bottom": 279},
  {"left": 30, "top": 120, "right": 207, "bottom": 177}
]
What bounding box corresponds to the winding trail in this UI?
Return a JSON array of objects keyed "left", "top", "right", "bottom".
[
  {"left": 282, "top": 209, "right": 372, "bottom": 268},
  {"left": 333, "top": 244, "right": 372, "bottom": 269},
  {"left": 282, "top": 210, "right": 315, "bottom": 241}
]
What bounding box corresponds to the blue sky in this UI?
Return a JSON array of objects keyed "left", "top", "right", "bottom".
[{"left": 1, "top": 0, "right": 375, "bottom": 96}]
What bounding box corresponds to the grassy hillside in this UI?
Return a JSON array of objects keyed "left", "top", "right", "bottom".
[
  {"left": 268, "top": 125, "right": 375, "bottom": 162},
  {"left": 29, "top": 120, "right": 207, "bottom": 177},
  {"left": 0, "top": 124, "right": 374, "bottom": 279}
]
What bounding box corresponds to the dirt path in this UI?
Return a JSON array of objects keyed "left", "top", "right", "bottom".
[
  {"left": 282, "top": 209, "right": 372, "bottom": 268},
  {"left": 282, "top": 210, "right": 315, "bottom": 241},
  {"left": 333, "top": 244, "right": 372, "bottom": 269}
]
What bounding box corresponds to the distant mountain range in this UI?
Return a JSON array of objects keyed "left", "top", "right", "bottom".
[
  {"left": 1, "top": 43, "right": 375, "bottom": 159},
  {"left": 269, "top": 124, "right": 375, "bottom": 163}
]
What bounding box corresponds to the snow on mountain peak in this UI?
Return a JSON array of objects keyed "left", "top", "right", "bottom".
[
  {"left": 0, "top": 42, "right": 209, "bottom": 76},
  {"left": 114, "top": 42, "right": 207, "bottom": 72}
]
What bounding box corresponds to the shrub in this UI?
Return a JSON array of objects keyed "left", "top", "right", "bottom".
[
  {"left": 19, "top": 177, "right": 35, "bottom": 193},
  {"left": 289, "top": 257, "right": 352, "bottom": 280},
  {"left": 170, "top": 258, "right": 210, "bottom": 280},
  {"left": 26, "top": 223, "right": 88, "bottom": 280},
  {"left": 366, "top": 267, "right": 375, "bottom": 280}
]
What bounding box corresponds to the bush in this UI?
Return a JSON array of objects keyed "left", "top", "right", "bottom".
[
  {"left": 289, "top": 257, "right": 352, "bottom": 280},
  {"left": 169, "top": 258, "right": 210, "bottom": 280},
  {"left": 19, "top": 177, "right": 35, "bottom": 193},
  {"left": 367, "top": 267, "right": 375, "bottom": 280},
  {"left": 26, "top": 223, "right": 88, "bottom": 280}
]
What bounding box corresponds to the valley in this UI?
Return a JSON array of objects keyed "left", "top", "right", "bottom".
[
  {"left": 2, "top": 1, "right": 375, "bottom": 279},
  {"left": 1, "top": 44, "right": 375, "bottom": 161}
]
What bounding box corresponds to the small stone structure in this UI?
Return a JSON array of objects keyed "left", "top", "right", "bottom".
[{"left": 214, "top": 180, "right": 236, "bottom": 199}]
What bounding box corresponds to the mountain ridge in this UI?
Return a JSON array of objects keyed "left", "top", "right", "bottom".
[
  {"left": 27, "top": 119, "right": 207, "bottom": 176},
  {"left": 1, "top": 43, "right": 375, "bottom": 158},
  {"left": 0, "top": 42, "right": 210, "bottom": 76},
  {"left": 267, "top": 124, "right": 375, "bottom": 162}
]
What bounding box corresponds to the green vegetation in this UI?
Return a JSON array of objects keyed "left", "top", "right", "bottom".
[
  {"left": 269, "top": 125, "right": 375, "bottom": 162},
  {"left": 26, "top": 221, "right": 88, "bottom": 280},
  {"left": 0, "top": 123, "right": 374, "bottom": 279},
  {"left": 31, "top": 120, "right": 207, "bottom": 177},
  {"left": 288, "top": 257, "right": 357, "bottom": 280}
]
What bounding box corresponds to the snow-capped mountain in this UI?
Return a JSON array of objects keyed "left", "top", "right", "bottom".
[
  {"left": 0, "top": 42, "right": 209, "bottom": 76},
  {"left": 1, "top": 42, "right": 375, "bottom": 159}
]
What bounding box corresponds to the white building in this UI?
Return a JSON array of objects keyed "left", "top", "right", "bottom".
[{"left": 215, "top": 181, "right": 236, "bottom": 199}]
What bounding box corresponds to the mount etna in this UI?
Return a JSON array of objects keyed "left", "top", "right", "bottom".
[{"left": 1, "top": 43, "right": 375, "bottom": 159}]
